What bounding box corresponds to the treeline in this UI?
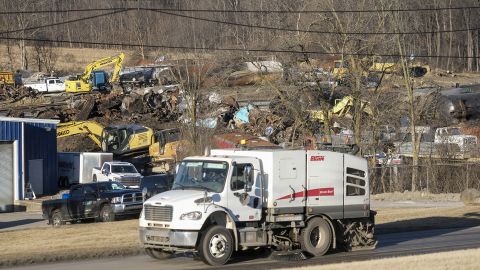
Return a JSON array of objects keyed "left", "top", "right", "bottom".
[{"left": 1, "top": 0, "right": 480, "bottom": 71}]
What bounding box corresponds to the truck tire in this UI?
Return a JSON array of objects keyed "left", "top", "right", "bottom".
[
  {"left": 51, "top": 210, "right": 65, "bottom": 228},
  {"left": 145, "top": 248, "right": 171, "bottom": 260},
  {"left": 99, "top": 204, "right": 115, "bottom": 222},
  {"left": 93, "top": 175, "right": 97, "bottom": 182},
  {"left": 299, "top": 217, "right": 332, "bottom": 257},
  {"left": 198, "top": 225, "right": 233, "bottom": 266}
]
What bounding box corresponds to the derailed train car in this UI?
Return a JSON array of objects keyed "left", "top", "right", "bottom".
[{"left": 414, "top": 85, "right": 480, "bottom": 123}]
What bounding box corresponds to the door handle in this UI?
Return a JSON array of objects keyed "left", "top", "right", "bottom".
[
  {"left": 301, "top": 185, "right": 307, "bottom": 202},
  {"left": 289, "top": 185, "right": 295, "bottom": 202}
]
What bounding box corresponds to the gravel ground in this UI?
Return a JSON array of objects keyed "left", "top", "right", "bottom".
[{"left": 0, "top": 212, "right": 47, "bottom": 232}]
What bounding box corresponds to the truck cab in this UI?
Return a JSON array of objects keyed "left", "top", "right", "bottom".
[
  {"left": 139, "top": 149, "right": 376, "bottom": 265},
  {"left": 92, "top": 161, "right": 143, "bottom": 187}
]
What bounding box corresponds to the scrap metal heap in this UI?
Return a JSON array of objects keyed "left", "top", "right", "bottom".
[
  {"left": 0, "top": 85, "right": 182, "bottom": 124},
  {"left": 4, "top": 56, "right": 480, "bottom": 158}
]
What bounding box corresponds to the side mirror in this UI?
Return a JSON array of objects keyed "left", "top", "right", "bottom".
[
  {"left": 243, "top": 165, "right": 254, "bottom": 192},
  {"left": 102, "top": 169, "right": 108, "bottom": 175}
]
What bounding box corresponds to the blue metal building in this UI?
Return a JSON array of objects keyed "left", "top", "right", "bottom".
[{"left": 0, "top": 117, "right": 59, "bottom": 212}]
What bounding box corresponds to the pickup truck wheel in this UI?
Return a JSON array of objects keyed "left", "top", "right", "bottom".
[
  {"left": 51, "top": 210, "right": 65, "bottom": 228},
  {"left": 100, "top": 205, "right": 115, "bottom": 222},
  {"left": 145, "top": 248, "right": 171, "bottom": 260},
  {"left": 198, "top": 225, "right": 233, "bottom": 266},
  {"left": 299, "top": 217, "right": 332, "bottom": 257},
  {"left": 93, "top": 175, "right": 97, "bottom": 182}
]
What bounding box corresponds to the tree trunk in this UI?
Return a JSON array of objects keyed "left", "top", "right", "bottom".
[
  {"left": 447, "top": 0, "right": 453, "bottom": 71},
  {"left": 397, "top": 34, "right": 418, "bottom": 192}
]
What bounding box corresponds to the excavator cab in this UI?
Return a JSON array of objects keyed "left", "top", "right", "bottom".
[
  {"left": 155, "top": 128, "right": 181, "bottom": 155},
  {"left": 147, "top": 128, "right": 185, "bottom": 173},
  {"left": 101, "top": 125, "right": 153, "bottom": 156},
  {"left": 90, "top": 71, "right": 111, "bottom": 91}
]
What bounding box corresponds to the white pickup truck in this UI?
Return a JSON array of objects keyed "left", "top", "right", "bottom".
[
  {"left": 434, "top": 127, "right": 477, "bottom": 151},
  {"left": 25, "top": 77, "right": 65, "bottom": 93},
  {"left": 92, "top": 162, "right": 143, "bottom": 187}
]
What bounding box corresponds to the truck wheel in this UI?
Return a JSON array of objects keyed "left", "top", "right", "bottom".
[
  {"left": 51, "top": 210, "right": 65, "bottom": 228},
  {"left": 145, "top": 248, "right": 171, "bottom": 260},
  {"left": 198, "top": 225, "right": 233, "bottom": 266},
  {"left": 93, "top": 175, "right": 97, "bottom": 182},
  {"left": 100, "top": 205, "right": 115, "bottom": 222},
  {"left": 299, "top": 217, "right": 332, "bottom": 257}
]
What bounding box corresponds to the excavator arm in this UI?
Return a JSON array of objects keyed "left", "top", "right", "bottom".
[
  {"left": 56, "top": 121, "right": 106, "bottom": 148},
  {"left": 81, "top": 53, "right": 125, "bottom": 83}
]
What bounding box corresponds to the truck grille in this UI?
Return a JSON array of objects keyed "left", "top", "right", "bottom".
[
  {"left": 144, "top": 205, "right": 173, "bottom": 222},
  {"left": 120, "top": 177, "right": 140, "bottom": 186},
  {"left": 122, "top": 192, "right": 143, "bottom": 203}
]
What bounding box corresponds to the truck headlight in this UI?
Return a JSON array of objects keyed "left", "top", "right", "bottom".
[
  {"left": 111, "top": 197, "right": 122, "bottom": 204},
  {"left": 180, "top": 211, "right": 202, "bottom": 220}
]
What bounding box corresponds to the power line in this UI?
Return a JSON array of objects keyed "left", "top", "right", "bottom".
[
  {"left": 4, "top": 6, "right": 476, "bottom": 36},
  {"left": 153, "top": 9, "right": 480, "bottom": 35},
  {"left": 1, "top": 5, "right": 480, "bottom": 15},
  {"left": 0, "top": 9, "right": 129, "bottom": 36},
  {"left": 0, "top": 35, "right": 478, "bottom": 59},
  {"left": 0, "top": 8, "right": 127, "bottom": 15}
]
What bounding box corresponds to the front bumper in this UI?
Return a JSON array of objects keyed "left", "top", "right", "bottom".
[
  {"left": 139, "top": 227, "right": 198, "bottom": 248},
  {"left": 112, "top": 203, "right": 143, "bottom": 215}
]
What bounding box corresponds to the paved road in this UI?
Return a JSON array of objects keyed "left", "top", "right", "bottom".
[{"left": 7, "top": 226, "right": 480, "bottom": 270}]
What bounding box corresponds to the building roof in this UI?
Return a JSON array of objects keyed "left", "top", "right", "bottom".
[{"left": 0, "top": 117, "right": 60, "bottom": 125}]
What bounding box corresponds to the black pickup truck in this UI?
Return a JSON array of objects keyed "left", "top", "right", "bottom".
[
  {"left": 140, "top": 174, "right": 174, "bottom": 200},
  {"left": 42, "top": 181, "right": 143, "bottom": 227}
]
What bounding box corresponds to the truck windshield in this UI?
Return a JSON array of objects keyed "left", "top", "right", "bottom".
[
  {"left": 112, "top": 165, "right": 138, "bottom": 173},
  {"left": 98, "top": 182, "right": 127, "bottom": 191},
  {"left": 446, "top": 128, "right": 461, "bottom": 135},
  {"left": 172, "top": 161, "right": 228, "bottom": 193}
]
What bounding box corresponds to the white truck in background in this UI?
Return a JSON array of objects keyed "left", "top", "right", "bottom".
[
  {"left": 24, "top": 77, "right": 65, "bottom": 93},
  {"left": 396, "top": 126, "right": 477, "bottom": 158},
  {"left": 139, "top": 149, "right": 376, "bottom": 265},
  {"left": 58, "top": 152, "right": 113, "bottom": 187},
  {"left": 434, "top": 127, "right": 477, "bottom": 151},
  {"left": 92, "top": 161, "right": 143, "bottom": 187}
]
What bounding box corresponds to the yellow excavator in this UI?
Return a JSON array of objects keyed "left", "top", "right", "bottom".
[
  {"left": 308, "top": 95, "right": 373, "bottom": 123},
  {"left": 66, "top": 53, "right": 125, "bottom": 93},
  {"left": 148, "top": 128, "right": 187, "bottom": 173},
  {"left": 56, "top": 121, "right": 185, "bottom": 173},
  {"left": 56, "top": 121, "right": 153, "bottom": 156}
]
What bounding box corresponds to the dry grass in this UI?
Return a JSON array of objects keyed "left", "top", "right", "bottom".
[
  {"left": 0, "top": 219, "right": 141, "bottom": 267},
  {"left": 372, "top": 191, "right": 460, "bottom": 202},
  {"left": 285, "top": 248, "right": 480, "bottom": 270},
  {"left": 0, "top": 45, "right": 215, "bottom": 74},
  {"left": 1, "top": 206, "right": 479, "bottom": 267}
]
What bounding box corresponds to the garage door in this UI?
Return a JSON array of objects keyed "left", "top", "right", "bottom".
[{"left": 0, "top": 142, "right": 14, "bottom": 212}]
